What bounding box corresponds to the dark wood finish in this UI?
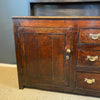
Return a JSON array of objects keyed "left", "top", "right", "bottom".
[
  {"left": 28, "top": 0, "right": 100, "bottom": 16},
  {"left": 76, "top": 72, "right": 100, "bottom": 90},
  {"left": 12, "top": 16, "right": 100, "bottom": 19},
  {"left": 18, "top": 27, "right": 72, "bottom": 87},
  {"left": 13, "top": 22, "right": 24, "bottom": 89},
  {"left": 32, "top": 3, "right": 100, "bottom": 16},
  {"left": 79, "top": 29, "right": 100, "bottom": 44},
  {"left": 77, "top": 44, "right": 100, "bottom": 51},
  {"left": 77, "top": 50, "right": 100, "bottom": 67},
  {"left": 12, "top": 17, "right": 100, "bottom": 97}
]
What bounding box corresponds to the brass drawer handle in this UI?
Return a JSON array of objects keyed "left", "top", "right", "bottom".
[
  {"left": 87, "top": 55, "right": 98, "bottom": 62},
  {"left": 84, "top": 78, "right": 95, "bottom": 85},
  {"left": 89, "top": 33, "right": 100, "bottom": 40}
]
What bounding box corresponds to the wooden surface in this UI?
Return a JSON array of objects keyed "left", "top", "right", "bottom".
[
  {"left": 76, "top": 72, "right": 100, "bottom": 90},
  {"left": 28, "top": 1, "right": 100, "bottom": 16},
  {"left": 13, "top": 18, "right": 100, "bottom": 97},
  {"left": 77, "top": 50, "right": 100, "bottom": 67},
  {"left": 19, "top": 27, "right": 72, "bottom": 87},
  {"left": 79, "top": 29, "right": 100, "bottom": 44},
  {"left": 12, "top": 16, "right": 100, "bottom": 19},
  {"left": 30, "top": 3, "right": 100, "bottom": 16}
]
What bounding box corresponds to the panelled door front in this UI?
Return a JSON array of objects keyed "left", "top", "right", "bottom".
[{"left": 18, "top": 27, "right": 72, "bottom": 88}]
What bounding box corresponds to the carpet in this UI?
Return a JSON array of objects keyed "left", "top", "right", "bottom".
[{"left": 0, "top": 64, "right": 99, "bottom": 100}]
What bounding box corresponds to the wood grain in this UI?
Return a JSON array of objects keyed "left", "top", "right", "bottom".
[
  {"left": 77, "top": 50, "right": 100, "bottom": 67},
  {"left": 18, "top": 27, "right": 72, "bottom": 87},
  {"left": 12, "top": 16, "right": 100, "bottom": 19},
  {"left": 76, "top": 72, "right": 100, "bottom": 90},
  {"left": 32, "top": 3, "right": 100, "bottom": 16},
  {"left": 13, "top": 17, "right": 100, "bottom": 97},
  {"left": 79, "top": 29, "right": 100, "bottom": 44}
]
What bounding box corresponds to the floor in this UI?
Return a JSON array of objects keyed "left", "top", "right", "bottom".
[{"left": 0, "top": 64, "right": 100, "bottom": 100}]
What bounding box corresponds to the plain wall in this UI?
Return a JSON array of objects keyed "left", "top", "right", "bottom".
[{"left": 0, "top": 0, "right": 28, "bottom": 64}]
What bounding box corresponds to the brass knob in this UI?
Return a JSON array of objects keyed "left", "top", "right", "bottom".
[
  {"left": 66, "top": 55, "right": 69, "bottom": 60},
  {"left": 67, "top": 49, "right": 71, "bottom": 53}
]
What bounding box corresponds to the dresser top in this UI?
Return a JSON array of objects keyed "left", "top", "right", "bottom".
[{"left": 12, "top": 16, "right": 100, "bottom": 19}]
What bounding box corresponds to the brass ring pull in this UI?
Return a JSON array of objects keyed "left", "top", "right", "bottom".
[
  {"left": 87, "top": 55, "right": 98, "bottom": 62},
  {"left": 84, "top": 78, "right": 95, "bottom": 85},
  {"left": 89, "top": 33, "right": 100, "bottom": 40}
]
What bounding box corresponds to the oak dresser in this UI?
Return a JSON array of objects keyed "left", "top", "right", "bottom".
[{"left": 12, "top": 16, "right": 100, "bottom": 97}]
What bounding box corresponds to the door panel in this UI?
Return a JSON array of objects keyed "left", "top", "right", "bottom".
[
  {"left": 53, "top": 34, "right": 65, "bottom": 81},
  {"left": 18, "top": 27, "right": 72, "bottom": 87},
  {"left": 38, "top": 34, "right": 53, "bottom": 80},
  {"left": 22, "top": 34, "right": 39, "bottom": 80}
]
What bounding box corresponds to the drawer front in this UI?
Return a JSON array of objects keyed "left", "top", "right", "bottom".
[
  {"left": 77, "top": 50, "right": 100, "bottom": 67},
  {"left": 79, "top": 29, "right": 100, "bottom": 44},
  {"left": 76, "top": 72, "right": 100, "bottom": 90}
]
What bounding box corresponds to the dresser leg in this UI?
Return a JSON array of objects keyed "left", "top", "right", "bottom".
[
  {"left": 19, "top": 84, "right": 24, "bottom": 89},
  {"left": 18, "top": 76, "right": 24, "bottom": 89},
  {"left": 17, "top": 67, "right": 24, "bottom": 89}
]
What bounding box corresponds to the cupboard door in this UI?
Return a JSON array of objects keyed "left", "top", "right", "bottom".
[{"left": 18, "top": 27, "right": 72, "bottom": 87}]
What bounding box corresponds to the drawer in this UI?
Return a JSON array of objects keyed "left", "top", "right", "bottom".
[
  {"left": 77, "top": 50, "right": 100, "bottom": 67},
  {"left": 76, "top": 72, "right": 100, "bottom": 90},
  {"left": 79, "top": 29, "right": 100, "bottom": 44}
]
